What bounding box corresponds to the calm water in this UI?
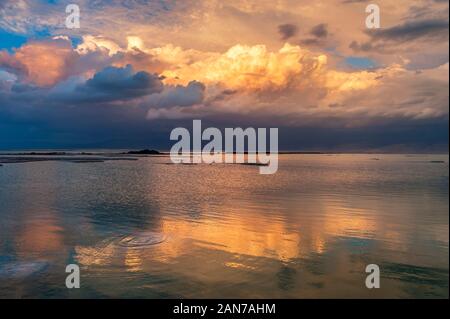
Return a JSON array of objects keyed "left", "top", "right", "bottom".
[{"left": 0, "top": 154, "right": 448, "bottom": 298}]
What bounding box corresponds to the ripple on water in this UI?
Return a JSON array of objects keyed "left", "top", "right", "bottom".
[{"left": 117, "top": 232, "right": 167, "bottom": 248}]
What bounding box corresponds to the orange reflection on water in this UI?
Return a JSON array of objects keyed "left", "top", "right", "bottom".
[
  {"left": 73, "top": 202, "right": 381, "bottom": 276},
  {"left": 15, "top": 214, "right": 64, "bottom": 255},
  {"left": 11, "top": 165, "right": 66, "bottom": 257},
  {"left": 159, "top": 214, "right": 301, "bottom": 262}
]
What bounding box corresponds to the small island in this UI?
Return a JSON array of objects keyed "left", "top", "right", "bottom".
[{"left": 125, "top": 149, "right": 162, "bottom": 155}]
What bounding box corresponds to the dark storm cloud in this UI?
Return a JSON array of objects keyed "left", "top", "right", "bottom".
[
  {"left": 146, "top": 81, "right": 205, "bottom": 108},
  {"left": 310, "top": 24, "right": 328, "bottom": 38},
  {"left": 0, "top": 61, "right": 207, "bottom": 111},
  {"left": 406, "top": 3, "right": 449, "bottom": 20},
  {"left": 350, "top": 18, "right": 449, "bottom": 52},
  {"left": 369, "top": 19, "right": 449, "bottom": 42},
  {"left": 300, "top": 24, "right": 328, "bottom": 46},
  {"left": 51, "top": 65, "right": 164, "bottom": 104},
  {"left": 80, "top": 65, "right": 163, "bottom": 99},
  {"left": 0, "top": 63, "right": 207, "bottom": 134},
  {"left": 278, "top": 24, "right": 299, "bottom": 41}
]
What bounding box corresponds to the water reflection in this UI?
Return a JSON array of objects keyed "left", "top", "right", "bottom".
[{"left": 0, "top": 154, "right": 448, "bottom": 298}]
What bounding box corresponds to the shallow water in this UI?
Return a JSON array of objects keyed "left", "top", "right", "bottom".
[{"left": 0, "top": 154, "right": 448, "bottom": 298}]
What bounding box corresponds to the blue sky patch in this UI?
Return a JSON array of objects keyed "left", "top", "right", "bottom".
[
  {"left": 345, "top": 56, "right": 377, "bottom": 69},
  {"left": 0, "top": 29, "right": 27, "bottom": 51}
]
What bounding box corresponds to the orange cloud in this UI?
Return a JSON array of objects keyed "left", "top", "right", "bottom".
[
  {"left": 12, "top": 38, "right": 77, "bottom": 87},
  {"left": 160, "top": 43, "right": 329, "bottom": 92}
]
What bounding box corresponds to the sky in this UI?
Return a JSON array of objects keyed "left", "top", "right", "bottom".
[{"left": 0, "top": 0, "right": 448, "bottom": 151}]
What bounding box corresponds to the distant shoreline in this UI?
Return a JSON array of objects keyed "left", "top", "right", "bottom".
[
  {"left": 0, "top": 150, "right": 449, "bottom": 156},
  {"left": 1, "top": 150, "right": 447, "bottom": 166}
]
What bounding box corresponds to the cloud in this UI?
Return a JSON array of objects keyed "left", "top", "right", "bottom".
[
  {"left": 160, "top": 43, "right": 329, "bottom": 92},
  {"left": 0, "top": 69, "right": 15, "bottom": 81},
  {"left": 0, "top": 0, "right": 62, "bottom": 34},
  {"left": 0, "top": 38, "right": 78, "bottom": 86},
  {"left": 300, "top": 23, "right": 329, "bottom": 46},
  {"left": 143, "top": 43, "right": 448, "bottom": 126},
  {"left": 0, "top": 1, "right": 448, "bottom": 150},
  {"left": 0, "top": 36, "right": 164, "bottom": 87},
  {"left": 310, "top": 23, "right": 328, "bottom": 38},
  {"left": 51, "top": 65, "right": 164, "bottom": 104},
  {"left": 2, "top": 35, "right": 447, "bottom": 128},
  {"left": 0, "top": 50, "right": 27, "bottom": 75},
  {"left": 371, "top": 19, "right": 449, "bottom": 42},
  {"left": 278, "top": 24, "right": 299, "bottom": 40},
  {"left": 341, "top": 0, "right": 369, "bottom": 3},
  {"left": 350, "top": 18, "right": 450, "bottom": 53},
  {"left": 146, "top": 81, "right": 205, "bottom": 108},
  {"left": 2, "top": 1, "right": 447, "bottom": 69},
  {"left": 76, "top": 35, "right": 123, "bottom": 56}
]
